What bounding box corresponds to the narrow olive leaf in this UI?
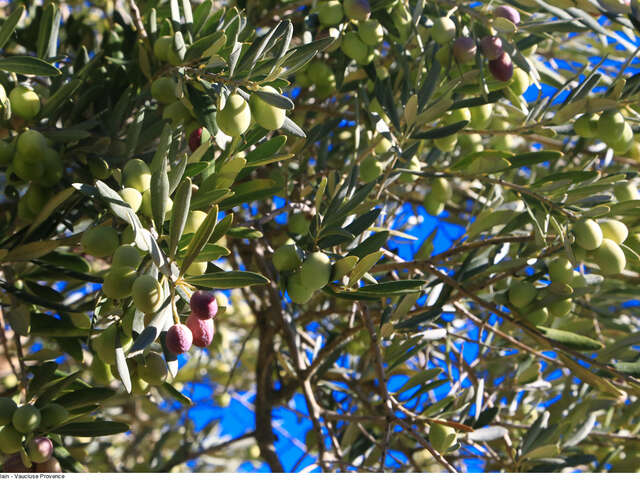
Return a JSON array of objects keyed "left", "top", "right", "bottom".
[
  {"left": 208, "top": 212, "right": 233, "bottom": 244},
  {"left": 169, "top": 178, "right": 192, "bottom": 259},
  {"left": 26, "top": 187, "right": 75, "bottom": 237},
  {"left": 411, "top": 121, "right": 468, "bottom": 139},
  {"left": 37, "top": 2, "right": 58, "bottom": 59},
  {"left": 0, "top": 5, "right": 24, "bottom": 50},
  {"left": 54, "top": 387, "right": 115, "bottom": 409},
  {"left": 613, "top": 361, "right": 640, "bottom": 375},
  {"left": 245, "top": 153, "right": 293, "bottom": 167},
  {"left": 151, "top": 157, "right": 170, "bottom": 228},
  {"left": 467, "top": 426, "right": 508, "bottom": 442},
  {"left": 537, "top": 326, "right": 603, "bottom": 350},
  {"left": 564, "top": 412, "right": 597, "bottom": 448},
  {"left": 181, "top": 205, "right": 218, "bottom": 275},
  {"left": 151, "top": 123, "right": 173, "bottom": 172},
  {"left": 161, "top": 382, "right": 193, "bottom": 406},
  {"left": 52, "top": 421, "right": 130, "bottom": 437},
  {"left": 181, "top": 0, "right": 194, "bottom": 25},
  {"left": 0, "top": 56, "right": 61, "bottom": 76},
  {"left": 129, "top": 297, "right": 173, "bottom": 354},
  {"left": 253, "top": 88, "right": 294, "bottom": 109},
  {"left": 357, "top": 280, "right": 425, "bottom": 296},
  {"left": 244, "top": 135, "right": 287, "bottom": 162},
  {"left": 349, "top": 231, "right": 389, "bottom": 258},
  {"left": 394, "top": 368, "right": 443, "bottom": 395},
  {"left": 34, "top": 371, "right": 83, "bottom": 408},
  {"left": 125, "top": 108, "right": 145, "bottom": 158},
  {"left": 40, "top": 79, "right": 82, "bottom": 118},
  {"left": 508, "top": 150, "right": 563, "bottom": 169},
  {"left": 558, "top": 352, "right": 625, "bottom": 400},
  {"left": 348, "top": 251, "right": 383, "bottom": 287},
  {"left": 4, "top": 239, "right": 62, "bottom": 262},
  {"left": 280, "top": 117, "right": 306, "bottom": 138},
  {"left": 418, "top": 58, "right": 441, "bottom": 110},
  {"left": 115, "top": 329, "right": 131, "bottom": 394},
  {"left": 186, "top": 270, "right": 269, "bottom": 288},
  {"left": 185, "top": 31, "right": 226, "bottom": 61}
]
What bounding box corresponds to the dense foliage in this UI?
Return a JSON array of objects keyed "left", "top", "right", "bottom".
[{"left": 1, "top": 0, "right": 640, "bottom": 473}]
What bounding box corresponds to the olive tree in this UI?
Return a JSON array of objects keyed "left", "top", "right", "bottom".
[{"left": 1, "top": 0, "right": 640, "bottom": 473}]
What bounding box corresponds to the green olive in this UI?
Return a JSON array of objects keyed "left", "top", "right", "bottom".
[
  {"left": 217, "top": 93, "right": 251, "bottom": 137},
  {"left": 300, "top": 252, "right": 331, "bottom": 290},
  {"left": 249, "top": 86, "right": 287, "bottom": 130},
  {"left": 548, "top": 257, "right": 573, "bottom": 284},
  {"left": 272, "top": 243, "right": 303, "bottom": 272},
  {"left": 508, "top": 280, "right": 537, "bottom": 308},
  {"left": 102, "top": 266, "right": 137, "bottom": 299},
  {"left": 429, "top": 423, "right": 457, "bottom": 453},
  {"left": 122, "top": 159, "right": 151, "bottom": 192},
  {"left": 151, "top": 77, "right": 177, "bottom": 104},
  {"left": 81, "top": 226, "right": 119, "bottom": 257},
  {"left": 599, "top": 219, "right": 628, "bottom": 244},
  {"left": 12, "top": 405, "right": 41, "bottom": 433},
  {"left": 593, "top": 238, "right": 626, "bottom": 275},
  {"left": 316, "top": 0, "right": 343, "bottom": 26},
  {"left": 287, "top": 271, "right": 315, "bottom": 304},
  {"left": 137, "top": 351, "right": 168, "bottom": 386},
  {"left": 573, "top": 218, "right": 603, "bottom": 251},
  {"left": 9, "top": 85, "right": 40, "bottom": 120},
  {"left": 131, "top": 274, "right": 163, "bottom": 313},
  {"left": 431, "top": 17, "right": 456, "bottom": 44}
]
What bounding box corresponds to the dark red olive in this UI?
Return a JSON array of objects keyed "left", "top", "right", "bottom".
[
  {"left": 452, "top": 37, "right": 477, "bottom": 63},
  {"left": 479, "top": 36, "right": 503, "bottom": 61},
  {"left": 494, "top": 6, "right": 520, "bottom": 26},
  {"left": 488, "top": 52, "right": 514, "bottom": 82}
]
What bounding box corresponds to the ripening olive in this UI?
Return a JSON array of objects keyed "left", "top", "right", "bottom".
[
  {"left": 28, "top": 437, "right": 53, "bottom": 464},
  {"left": 488, "top": 52, "right": 514, "bottom": 82},
  {"left": 163, "top": 101, "right": 192, "bottom": 128},
  {"left": 360, "top": 155, "right": 384, "bottom": 183},
  {"left": 112, "top": 245, "right": 141, "bottom": 269},
  {"left": 166, "top": 324, "right": 193, "bottom": 355},
  {"left": 344, "top": 0, "right": 370, "bottom": 21}
]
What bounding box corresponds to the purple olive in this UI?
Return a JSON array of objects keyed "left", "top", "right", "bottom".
[
  {"left": 452, "top": 37, "right": 477, "bottom": 63},
  {"left": 479, "top": 36, "right": 503, "bottom": 61},
  {"left": 494, "top": 5, "right": 520, "bottom": 25},
  {"left": 488, "top": 52, "right": 514, "bottom": 82},
  {"left": 186, "top": 314, "right": 215, "bottom": 348},
  {"left": 190, "top": 290, "right": 218, "bottom": 320},
  {"left": 166, "top": 324, "right": 193, "bottom": 355}
]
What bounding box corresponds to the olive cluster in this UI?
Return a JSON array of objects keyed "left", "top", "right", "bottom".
[
  {"left": 2, "top": 126, "right": 64, "bottom": 222},
  {"left": 166, "top": 290, "right": 218, "bottom": 355},
  {"left": 574, "top": 109, "right": 637, "bottom": 156},
  {"left": 272, "top": 240, "right": 333, "bottom": 304},
  {"left": 0, "top": 398, "right": 67, "bottom": 473},
  {"left": 151, "top": 44, "right": 290, "bottom": 142},
  {"left": 503, "top": 183, "right": 639, "bottom": 325}
]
